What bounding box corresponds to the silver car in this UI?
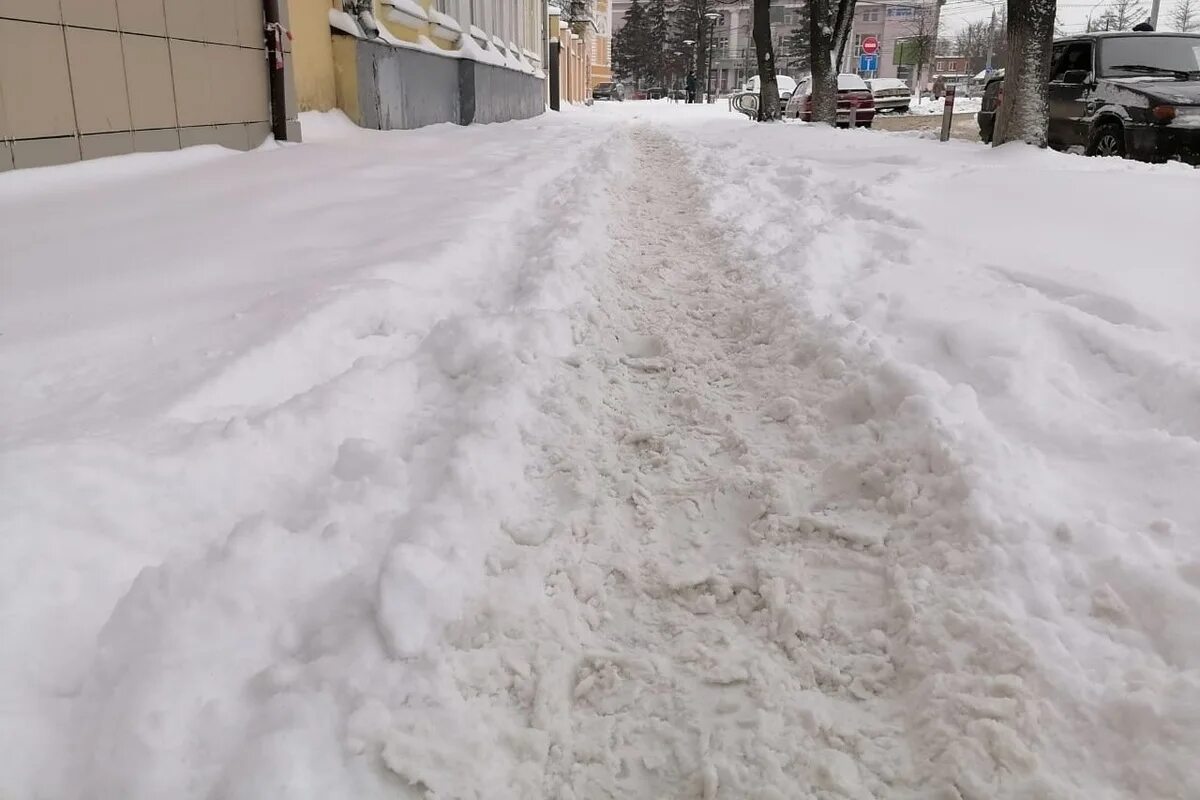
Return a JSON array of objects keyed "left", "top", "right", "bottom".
[{"left": 865, "top": 78, "right": 912, "bottom": 113}]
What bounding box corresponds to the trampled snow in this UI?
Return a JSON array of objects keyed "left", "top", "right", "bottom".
[{"left": 1, "top": 103, "right": 1197, "bottom": 800}]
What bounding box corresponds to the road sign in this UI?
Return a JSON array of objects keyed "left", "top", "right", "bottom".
[
  {"left": 861, "top": 36, "right": 879, "bottom": 55},
  {"left": 858, "top": 54, "right": 878, "bottom": 72}
]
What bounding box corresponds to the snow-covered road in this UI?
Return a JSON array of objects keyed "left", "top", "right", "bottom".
[{"left": 2, "top": 104, "right": 1198, "bottom": 800}]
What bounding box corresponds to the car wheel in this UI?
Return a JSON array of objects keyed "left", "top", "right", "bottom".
[{"left": 1087, "top": 122, "right": 1125, "bottom": 158}]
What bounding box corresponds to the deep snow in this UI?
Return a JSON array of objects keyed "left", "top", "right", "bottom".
[{"left": 2, "top": 103, "right": 1198, "bottom": 800}]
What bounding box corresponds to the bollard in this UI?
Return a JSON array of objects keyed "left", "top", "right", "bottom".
[{"left": 939, "top": 85, "right": 956, "bottom": 142}]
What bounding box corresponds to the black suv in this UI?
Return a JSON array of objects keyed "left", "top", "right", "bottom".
[{"left": 978, "top": 32, "right": 1200, "bottom": 164}]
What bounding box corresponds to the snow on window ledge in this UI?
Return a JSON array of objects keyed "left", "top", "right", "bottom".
[
  {"left": 428, "top": 9, "right": 462, "bottom": 42},
  {"left": 330, "top": 8, "right": 538, "bottom": 77},
  {"left": 469, "top": 24, "right": 490, "bottom": 49},
  {"left": 458, "top": 30, "right": 506, "bottom": 67},
  {"left": 329, "top": 8, "right": 365, "bottom": 37},
  {"left": 428, "top": 9, "right": 463, "bottom": 33},
  {"left": 382, "top": 0, "right": 429, "bottom": 28}
]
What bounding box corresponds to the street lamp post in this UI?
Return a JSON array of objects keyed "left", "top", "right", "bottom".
[
  {"left": 704, "top": 11, "right": 721, "bottom": 103},
  {"left": 683, "top": 38, "right": 696, "bottom": 102},
  {"left": 673, "top": 50, "right": 684, "bottom": 100}
]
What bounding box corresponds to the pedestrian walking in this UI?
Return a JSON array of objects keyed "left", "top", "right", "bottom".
[{"left": 686, "top": 71, "right": 697, "bottom": 104}]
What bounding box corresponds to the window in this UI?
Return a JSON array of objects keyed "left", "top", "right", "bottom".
[
  {"left": 1098, "top": 35, "right": 1200, "bottom": 76},
  {"left": 861, "top": 7, "right": 881, "bottom": 22},
  {"left": 1052, "top": 41, "right": 1092, "bottom": 81}
]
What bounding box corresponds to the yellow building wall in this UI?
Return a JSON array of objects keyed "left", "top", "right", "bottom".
[
  {"left": 331, "top": 34, "right": 362, "bottom": 124},
  {"left": 288, "top": 0, "right": 339, "bottom": 111}
]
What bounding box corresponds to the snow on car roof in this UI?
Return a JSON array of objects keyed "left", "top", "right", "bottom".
[{"left": 745, "top": 75, "right": 798, "bottom": 93}]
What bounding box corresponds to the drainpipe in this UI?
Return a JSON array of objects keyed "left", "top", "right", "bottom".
[{"left": 263, "top": 0, "right": 289, "bottom": 141}]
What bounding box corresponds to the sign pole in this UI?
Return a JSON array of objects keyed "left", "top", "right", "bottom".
[{"left": 939, "top": 84, "right": 955, "bottom": 141}]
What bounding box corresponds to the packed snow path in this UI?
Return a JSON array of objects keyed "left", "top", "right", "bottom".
[
  {"left": 453, "top": 128, "right": 914, "bottom": 797},
  {"left": 422, "top": 128, "right": 1046, "bottom": 800}
]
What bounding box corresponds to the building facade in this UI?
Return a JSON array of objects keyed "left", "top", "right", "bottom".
[
  {"left": 590, "top": 0, "right": 613, "bottom": 87},
  {"left": 0, "top": 0, "right": 300, "bottom": 171},
  {"left": 292, "top": 0, "right": 546, "bottom": 129},
  {"left": 549, "top": 4, "right": 595, "bottom": 104},
  {"left": 709, "top": 2, "right": 808, "bottom": 92},
  {"left": 1, "top": 0, "right": 556, "bottom": 172},
  {"left": 839, "top": 1, "right": 940, "bottom": 86}
]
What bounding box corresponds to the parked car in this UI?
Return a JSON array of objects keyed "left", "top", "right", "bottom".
[
  {"left": 743, "top": 75, "right": 800, "bottom": 112},
  {"left": 784, "top": 74, "right": 876, "bottom": 127},
  {"left": 865, "top": 77, "right": 912, "bottom": 113},
  {"left": 978, "top": 32, "right": 1200, "bottom": 164},
  {"left": 647, "top": 87, "right": 665, "bottom": 100},
  {"left": 591, "top": 82, "right": 625, "bottom": 102},
  {"left": 977, "top": 69, "right": 1005, "bottom": 143}
]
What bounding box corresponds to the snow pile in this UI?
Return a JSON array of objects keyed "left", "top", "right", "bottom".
[
  {"left": 0, "top": 110, "right": 618, "bottom": 799},
  {"left": 640, "top": 100, "right": 1200, "bottom": 798},
  {"left": 909, "top": 96, "right": 984, "bottom": 115}
]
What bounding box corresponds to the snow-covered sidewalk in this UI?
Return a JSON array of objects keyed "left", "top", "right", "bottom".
[{"left": 2, "top": 103, "right": 1198, "bottom": 800}]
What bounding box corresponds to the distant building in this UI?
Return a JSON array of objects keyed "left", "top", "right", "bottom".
[
  {"left": 710, "top": 3, "right": 810, "bottom": 92},
  {"left": 591, "top": 0, "right": 613, "bottom": 88},
  {"left": 839, "top": 1, "right": 941, "bottom": 88},
  {"left": 932, "top": 55, "right": 970, "bottom": 75}
]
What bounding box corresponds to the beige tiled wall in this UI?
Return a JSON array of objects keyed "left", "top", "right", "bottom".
[{"left": 0, "top": 0, "right": 292, "bottom": 170}]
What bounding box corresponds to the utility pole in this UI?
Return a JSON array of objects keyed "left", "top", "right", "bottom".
[
  {"left": 1149, "top": 0, "right": 1162, "bottom": 27},
  {"left": 985, "top": 6, "right": 996, "bottom": 72}
]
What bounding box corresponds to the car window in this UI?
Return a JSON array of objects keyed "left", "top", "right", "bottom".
[
  {"left": 1051, "top": 42, "right": 1092, "bottom": 81},
  {"left": 1098, "top": 35, "right": 1200, "bottom": 76},
  {"left": 1050, "top": 43, "right": 1066, "bottom": 75}
]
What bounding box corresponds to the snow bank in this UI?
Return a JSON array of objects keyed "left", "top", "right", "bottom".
[
  {"left": 631, "top": 99, "right": 1200, "bottom": 798},
  {"left": 909, "top": 95, "right": 984, "bottom": 116},
  {"left": 0, "top": 109, "right": 619, "bottom": 799}
]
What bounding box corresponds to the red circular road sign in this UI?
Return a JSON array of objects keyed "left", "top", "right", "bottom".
[{"left": 861, "top": 36, "right": 879, "bottom": 55}]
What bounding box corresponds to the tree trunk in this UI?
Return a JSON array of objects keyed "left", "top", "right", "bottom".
[
  {"left": 808, "top": 0, "right": 838, "bottom": 124},
  {"left": 994, "top": 0, "right": 1057, "bottom": 146},
  {"left": 753, "top": 0, "right": 781, "bottom": 120},
  {"left": 832, "top": 0, "right": 858, "bottom": 71}
]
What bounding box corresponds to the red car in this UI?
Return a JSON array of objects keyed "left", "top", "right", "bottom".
[{"left": 784, "top": 74, "right": 876, "bottom": 128}]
